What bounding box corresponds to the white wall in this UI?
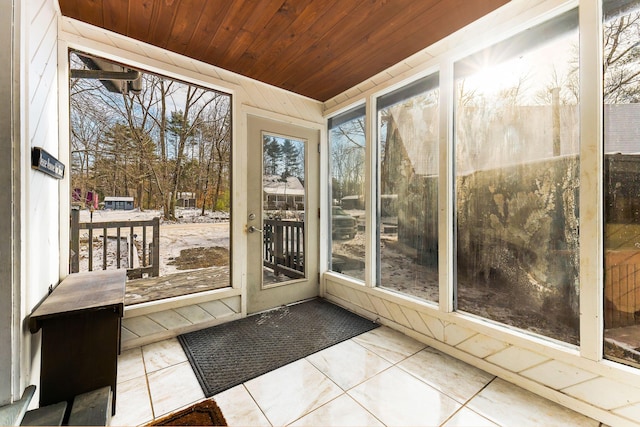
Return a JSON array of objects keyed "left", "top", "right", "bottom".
[
  {"left": 0, "top": 0, "right": 60, "bottom": 406},
  {"left": 322, "top": 1, "right": 640, "bottom": 426},
  {"left": 22, "top": 0, "right": 61, "bottom": 400}
]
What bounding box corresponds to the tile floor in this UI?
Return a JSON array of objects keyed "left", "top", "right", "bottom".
[{"left": 112, "top": 325, "right": 603, "bottom": 427}]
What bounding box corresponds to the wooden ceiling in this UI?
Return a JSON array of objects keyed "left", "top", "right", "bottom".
[{"left": 58, "top": 0, "right": 509, "bottom": 101}]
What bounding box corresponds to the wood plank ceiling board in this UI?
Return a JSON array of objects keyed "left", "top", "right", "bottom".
[
  {"left": 127, "top": 0, "right": 155, "bottom": 41},
  {"left": 183, "top": 1, "right": 235, "bottom": 60},
  {"left": 247, "top": 0, "right": 359, "bottom": 84},
  {"left": 287, "top": 0, "right": 440, "bottom": 97},
  {"left": 164, "top": 0, "right": 208, "bottom": 54},
  {"left": 58, "top": 0, "right": 510, "bottom": 101},
  {"left": 301, "top": 0, "right": 498, "bottom": 98},
  {"left": 102, "top": 0, "right": 130, "bottom": 36},
  {"left": 237, "top": 0, "right": 340, "bottom": 76}
]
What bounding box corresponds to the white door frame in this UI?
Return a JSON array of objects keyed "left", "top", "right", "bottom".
[{"left": 245, "top": 114, "right": 320, "bottom": 314}]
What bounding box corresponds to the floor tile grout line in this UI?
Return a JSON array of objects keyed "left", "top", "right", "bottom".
[
  {"left": 435, "top": 375, "right": 501, "bottom": 427},
  {"left": 239, "top": 383, "right": 274, "bottom": 426},
  {"left": 386, "top": 342, "right": 501, "bottom": 426},
  {"left": 347, "top": 392, "right": 388, "bottom": 427},
  {"left": 460, "top": 376, "right": 502, "bottom": 426},
  {"left": 140, "top": 346, "right": 157, "bottom": 423},
  {"left": 284, "top": 358, "right": 345, "bottom": 425}
]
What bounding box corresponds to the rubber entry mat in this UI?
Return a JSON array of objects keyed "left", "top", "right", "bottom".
[{"left": 178, "top": 298, "right": 379, "bottom": 397}]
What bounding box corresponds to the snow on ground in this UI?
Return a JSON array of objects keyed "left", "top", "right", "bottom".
[
  {"left": 79, "top": 207, "right": 229, "bottom": 223},
  {"left": 78, "top": 208, "right": 230, "bottom": 275}
]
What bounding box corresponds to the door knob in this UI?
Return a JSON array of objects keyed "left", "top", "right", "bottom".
[{"left": 247, "top": 225, "right": 263, "bottom": 233}]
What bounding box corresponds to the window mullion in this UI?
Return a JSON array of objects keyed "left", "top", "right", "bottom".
[
  {"left": 365, "top": 96, "right": 377, "bottom": 287},
  {"left": 439, "top": 60, "right": 455, "bottom": 313},
  {"left": 579, "top": 0, "right": 604, "bottom": 361}
]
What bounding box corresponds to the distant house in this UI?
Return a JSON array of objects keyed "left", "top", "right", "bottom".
[
  {"left": 263, "top": 175, "right": 305, "bottom": 210},
  {"left": 104, "top": 196, "right": 134, "bottom": 210},
  {"left": 176, "top": 192, "right": 196, "bottom": 208}
]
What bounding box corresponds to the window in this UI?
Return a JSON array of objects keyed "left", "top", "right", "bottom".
[
  {"left": 329, "top": 106, "right": 366, "bottom": 279},
  {"left": 454, "top": 10, "right": 580, "bottom": 344},
  {"left": 69, "top": 50, "right": 232, "bottom": 304},
  {"left": 376, "top": 74, "right": 440, "bottom": 301},
  {"left": 603, "top": 0, "right": 640, "bottom": 369}
]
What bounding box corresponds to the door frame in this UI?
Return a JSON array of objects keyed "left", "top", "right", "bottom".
[{"left": 245, "top": 114, "right": 320, "bottom": 314}]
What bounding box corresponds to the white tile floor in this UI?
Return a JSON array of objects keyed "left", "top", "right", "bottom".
[{"left": 111, "top": 325, "right": 603, "bottom": 427}]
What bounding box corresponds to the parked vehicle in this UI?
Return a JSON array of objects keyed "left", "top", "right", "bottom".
[{"left": 332, "top": 206, "right": 357, "bottom": 239}]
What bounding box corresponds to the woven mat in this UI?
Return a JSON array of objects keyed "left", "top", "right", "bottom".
[
  {"left": 148, "top": 399, "right": 226, "bottom": 426},
  {"left": 178, "top": 298, "right": 378, "bottom": 397}
]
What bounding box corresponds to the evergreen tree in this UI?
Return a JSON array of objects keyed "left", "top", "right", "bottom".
[
  {"left": 263, "top": 136, "right": 282, "bottom": 175},
  {"left": 281, "top": 139, "right": 300, "bottom": 180}
]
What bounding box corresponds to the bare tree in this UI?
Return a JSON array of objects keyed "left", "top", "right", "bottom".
[{"left": 69, "top": 53, "right": 232, "bottom": 221}]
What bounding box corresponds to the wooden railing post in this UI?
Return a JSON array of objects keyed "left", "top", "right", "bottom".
[
  {"left": 70, "top": 208, "right": 80, "bottom": 273},
  {"left": 152, "top": 217, "right": 160, "bottom": 277},
  {"left": 262, "top": 219, "right": 304, "bottom": 279},
  {"left": 73, "top": 216, "right": 160, "bottom": 278}
]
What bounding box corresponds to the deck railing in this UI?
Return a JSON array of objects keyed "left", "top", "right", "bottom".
[
  {"left": 605, "top": 250, "right": 640, "bottom": 328},
  {"left": 70, "top": 209, "right": 160, "bottom": 279},
  {"left": 263, "top": 219, "right": 304, "bottom": 279}
]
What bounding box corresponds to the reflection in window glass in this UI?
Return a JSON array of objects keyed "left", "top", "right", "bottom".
[
  {"left": 603, "top": 0, "right": 640, "bottom": 369},
  {"left": 329, "top": 107, "right": 366, "bottom": 279},
  {"left": 377, "top": 75, "right": 439, "bottom": 301},
  {"left": 454, "top": 10, "right": 580, "bottom": 344}
]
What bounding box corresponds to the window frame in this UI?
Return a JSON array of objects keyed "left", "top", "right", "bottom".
[{"left": 324, "top": 0, "right": 608, "bottom": 361}]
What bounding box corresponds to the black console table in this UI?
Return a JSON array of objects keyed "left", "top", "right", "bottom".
[{"left": 29, "top": 269, "right": 126, "bottom": 415}]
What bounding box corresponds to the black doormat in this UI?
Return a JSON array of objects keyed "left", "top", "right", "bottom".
[{"left": 178, "top": 298, "right": 379, "bottom": 397}]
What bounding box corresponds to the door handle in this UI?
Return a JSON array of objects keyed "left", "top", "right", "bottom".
[{"left": 247, "top": 225, "right": 263, "bottom": 233}]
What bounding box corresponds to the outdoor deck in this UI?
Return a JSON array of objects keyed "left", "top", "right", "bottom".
[
  {"left": 125, "top": 266, "right": 294, "bottom": 305},
  {"left": 125, "top": 267, "right": 230, "bottom": 305}
]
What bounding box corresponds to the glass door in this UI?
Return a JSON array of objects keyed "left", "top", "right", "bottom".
[{"left": 246, "top": 115, "right": 319, "bottom": 314}]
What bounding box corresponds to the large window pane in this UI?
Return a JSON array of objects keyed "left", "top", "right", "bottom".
[
  {"left": 69, "top": 51, "right": 232, "bottom": 305},
  {"left": 329, "top": 106, "right": 366, "bottom": 279},
  {"left": 603, "top": 0, "right": 640, "bottom": 369},
  {"left": 377, "top": 75, "right": 439, "bottom": 301},
  {"left": 454, "top": 10, "right": 580, "bottom": 344}
]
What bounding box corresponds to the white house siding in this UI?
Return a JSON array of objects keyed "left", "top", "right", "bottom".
[{"left": 322, "top": 0, "right": 640, "bottom": 426}]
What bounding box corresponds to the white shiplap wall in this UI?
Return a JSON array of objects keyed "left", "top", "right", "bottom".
[{"left": 19, "top": 0, "right": 60, "bottom": 401}]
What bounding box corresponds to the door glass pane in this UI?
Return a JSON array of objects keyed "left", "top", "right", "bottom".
[
  {"left": 603, "top": 0, "right": 640, "bottom": 369},
  {"left": 328, "top": 107, "right": 366, "bottom": 280},
  {"left": 454, "top": 10, "right": 580, "bottom": 344},
  {"left": 262, "top": 135, "right": 306, "bottom": 285},
  {"left": 377, "top": 74, "right": 439, "bottom": 301}
]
